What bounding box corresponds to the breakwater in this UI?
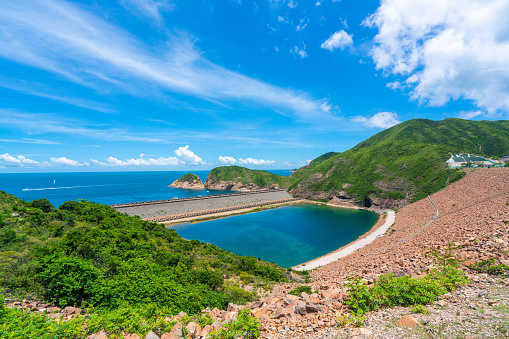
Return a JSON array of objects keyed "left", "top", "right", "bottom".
[
  {"left": 110, "top": 188, "right": 287, "bottom": 208},
  {"left": 146, "top": 198, "right": 300, "bottom": 222},
  {"left": 112, "top": 190, "right": 293, "bottom": 219}
]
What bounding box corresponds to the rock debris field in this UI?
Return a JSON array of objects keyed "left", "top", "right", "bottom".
[{"left": 113, "top": 190, "right": 292, "bottom": 219}]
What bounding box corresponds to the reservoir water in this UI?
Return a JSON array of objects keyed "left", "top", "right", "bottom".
[{"left": 173, "top": 204, "right": 378, "bottom": 268}]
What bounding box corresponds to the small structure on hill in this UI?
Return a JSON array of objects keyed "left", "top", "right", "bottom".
[{"left": 446, "top": 153, "right": 500, "bottom": 168}]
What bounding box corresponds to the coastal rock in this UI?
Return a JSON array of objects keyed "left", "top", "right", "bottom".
[{"left": 169, "top": 173, "right": 205, "bottom": 190}]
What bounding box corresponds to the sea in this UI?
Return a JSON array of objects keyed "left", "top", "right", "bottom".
[
  {"left": 0, "top": 170, "right": 377, "bottom": 268},
  {"left": 0, "top": 170, "right": 292, "bottom": 207}
]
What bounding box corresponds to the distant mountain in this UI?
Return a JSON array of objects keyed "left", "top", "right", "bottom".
[
  {"left": 205, "top": 166, "right": 294, "bottom": 191},
  {"left": 289, "top": 118, "right": 509, "bottom": 209}
]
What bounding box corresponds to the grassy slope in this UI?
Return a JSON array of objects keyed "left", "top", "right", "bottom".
[
  {"left": 290, "top": 119, "right": 509, "bottom": 204},
  {"left": 176, "top": 173, "right": 202, "bottom": 183},
  {"left": 206, "top": 166, "right": 295, "bottom": 188},
  {"left": 0, "top": 192, "right": 298, "bottom": 314}
]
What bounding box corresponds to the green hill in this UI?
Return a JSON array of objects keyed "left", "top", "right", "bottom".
[
  {"left": 289, "top": 118, "right": 509, "bottom": 208},
  {"left": 176, "top": 173, "right": 202, "bottom": 183},
  {"left": 205, "top": 166, "right": 294, "bottom": 190},
  {"left": 0, "top": 192, "right": 300, "bottom": 315}
]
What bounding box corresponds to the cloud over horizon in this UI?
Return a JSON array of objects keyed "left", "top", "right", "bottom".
[{"left": 351, "top": 112, "right": 400, "bottom": 129}]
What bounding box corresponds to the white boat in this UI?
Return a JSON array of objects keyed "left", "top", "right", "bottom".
[
  {"left": 53, "top": 180, "right": 56, "bottom": 184},
  {"left": 22, "top": 188, "right": 28, "bottom": 191}
]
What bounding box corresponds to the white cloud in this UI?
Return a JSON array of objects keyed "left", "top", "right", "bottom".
[
  {"left": 320, "top": 101, "right": 332, "bottom": 113},
  {"left": 321, "top": 30, "right": 353, "bottom": 51},
  {"left": 288, "top": 0, "right": 297, "bottom": 8},
  {"left": 351, "top": 112, "right": 401, "bottom": 129},
  {"left": 315, "top": 1, "right": 321, "bottom": 6},
  {"left": 0, "top": 0, "right": 330, "bottom": 121},
  {"left": 296, "top": 18, "right": 308, "bottom": 32},
  {"left": 277, "top": 16, "right": 289, "bottom": 23},
  {"left": 174, "top": 145, "right": 204, "bottom": 165},
  {"left": 0, "top": 153, "right": 40, "bottom": 166},
  {"left": 50, "top": 157, "right": 88, "bottom": 166},
  {"left": 239, "top": 158, "right": 276, "bottom": 165},
  {"left": 365, "top": 0, "right": 509, "bottom": 114},
  {"left": 291, "top": 46, "right": 307, "bottom": 59},
  {"left": 458, "top": 110, "right": 484, "bottom": 119},
  {"left": 218, "top": 156, "right": 238, "bottom": 165}
]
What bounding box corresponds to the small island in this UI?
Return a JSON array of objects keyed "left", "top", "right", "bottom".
[{"left": 169, "top": 173, "right": 205, "bottom": 190}]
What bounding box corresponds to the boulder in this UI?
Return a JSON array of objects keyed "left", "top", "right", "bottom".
[
  {"left": 305, "top": 303, "right": 323, "bottom": 314},
  {"left": 62, "top": 306, "right": 81, "bottom": 315},
  {"left": 396, "top": 315, "right": 420, "bottom": 328},
  {"left": 144, "top": 331, "right": 159, "bottom": 339},
  {"left": 87, "top": 330, "right": 108, "bottom": 339},
  {"left": 186, "top": 322, "right": 201, "bottom": 338},
  {"left": 123, "top": 333, "right": 141, "bottom": 339},
  {"left": 200, "top": 325, "right": 214, "bottom": 337}
]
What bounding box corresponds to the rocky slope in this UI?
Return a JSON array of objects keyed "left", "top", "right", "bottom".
[
  {"left": 169, "top": 173, "right": 205, "bottom": 190},
  {"left": 204, "top": 166, "right": 294, "bottom": 191},
  {"left": 289, "top": 118, "right": 509, "bottom": 209}
]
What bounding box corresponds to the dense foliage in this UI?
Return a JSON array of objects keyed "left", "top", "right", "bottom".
[
  {"left": 290, "top": 118, "right": 509, "bottom": 205},
  {"left": 0, "top": 191, "right": 294, "bottom": 315},
  {"left": 176, "top": 173, "right": 202, "bottom": 183},
  {"left": 206, "top": 166, "right": 295, "bottom": 188}
]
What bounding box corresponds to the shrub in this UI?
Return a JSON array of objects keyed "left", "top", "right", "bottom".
[
  {"left": 209, "top": 308, "right": 261, "bottom": 339},
  {"left": 468, "top": 259, "right": 509, "bottom": 276},
  {"left": 288, "top": 285, "right": 313, "bottom": 297},
  {"left": 31, "top": 199, "right": 54, "bottom": 213},
  {"left": 344, "top": 266, "right": 469, "bottom": 316},
  {"left": 388, "top": 191, "right": 405, "bottom": 200}
]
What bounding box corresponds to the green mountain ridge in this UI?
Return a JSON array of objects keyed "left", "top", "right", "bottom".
[{"left": 289, "top": 118, "right": 509, "bottom": 208}]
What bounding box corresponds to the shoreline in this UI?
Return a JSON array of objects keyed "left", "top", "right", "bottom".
[{"left": 292, "top": 208, "right": 395, "bottom": 270}]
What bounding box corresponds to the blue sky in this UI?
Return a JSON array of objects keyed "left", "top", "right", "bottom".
[{"left": 1, "top": 0, "right": 508, "bottom": 172}]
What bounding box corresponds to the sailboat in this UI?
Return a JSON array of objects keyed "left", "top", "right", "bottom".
[{"left": 53, "top": 180, "right": 56, "bottom": 184}]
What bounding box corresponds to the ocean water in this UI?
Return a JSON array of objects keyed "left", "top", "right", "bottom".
[
  {"left": 0, "top": 170, "right": 291, "bottom": 207},
  {"left": 173, "top": 204, "right": 379, "bottom": 268}
]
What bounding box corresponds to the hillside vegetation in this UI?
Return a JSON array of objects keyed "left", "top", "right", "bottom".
[
  {"left": 289, "top": 119, "right": 509, "bottom": 208},
  {"left": 176, "top": 173, "right": 202, "bottom": 183},
  {"left": 0, "top": 192, "right": 298, "bottom": 315},
  {"left": 205, "top": 166, "right": 294, "bottom": 190}
]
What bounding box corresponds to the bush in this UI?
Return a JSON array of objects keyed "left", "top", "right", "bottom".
[
  {"left": 388, "top": 191, "right": 405, "bottom": 200},
  {"left": 468, "top": 259, "right": 509, "bottom": 276},
  {"left": 31, "top": 199, "right": 54, "bottom": 213},
  {"left": 344, "top": 266, "right": 469, "bottom": 316},
  {"left": 209, "top": 308, "right": 261, "bottom": 339},
  {"left": 288, "top": 285, "right": 313, "bottom": 297}
]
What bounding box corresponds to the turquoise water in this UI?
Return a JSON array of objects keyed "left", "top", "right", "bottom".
[{"left": 173, "top": 204, "right": 378, "bottom": 268}]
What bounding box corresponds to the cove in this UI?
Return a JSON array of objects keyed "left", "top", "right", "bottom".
[{"left": 172, "top": 204, "right": 379, "bottom": 268}]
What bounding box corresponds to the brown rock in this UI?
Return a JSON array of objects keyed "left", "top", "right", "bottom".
[
  {"left": 87, "top": 330, "right": 108, "bottom": 339},
  {"left": 251, "top": 308, "right": 267, "bottom": 318},
  {"left": 305, "top": 303, "right": 323, "bottom": 313},
  {"left": 62, "top": 306, "right": 81, "bottom": 315},
  {"left": 200, "top": 325, "right": 213, "bottom": 337},
  {"left": 123, "top": 333, "right": 141, "bottom": 339},
  {"left": 165, "top": 322, "right": 183, "bottom": 339},
  {"left": 351, "top": 328, "right": 373, "bottom": 336},
  {"left": 186, "top": 322, "right": 201, "bottom": 338},
  {"left": 396, "top": 315, "right": 420, "bottom": 328},
  {"left": 144, "top": 331, "right": 159, "bottom": 339}
]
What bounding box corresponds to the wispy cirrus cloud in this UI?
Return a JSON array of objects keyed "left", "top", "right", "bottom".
[
  {"left": 218, "top": 156, "right": 275, "bottom": 166},
  {"left": 0, "top": 0, "right": 332, "bottom": 122},
  {"left": 121, "top": 0, "right": 174, "bottom": 24}
]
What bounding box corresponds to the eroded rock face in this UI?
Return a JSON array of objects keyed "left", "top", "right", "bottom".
[
  {"left": 169, "top": 174, "right": 205, "bottom": 190},
  {"left": 204, "top": 180, "right": 280, "bottom": 191}
]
